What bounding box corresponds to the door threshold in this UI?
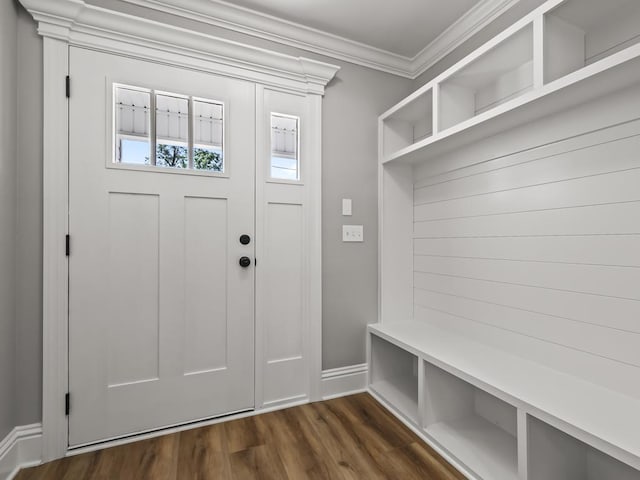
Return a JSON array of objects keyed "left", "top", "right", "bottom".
[
  {"left": 66, "top": 396, "right": 310, "bottom": 457},
  {"left": 67, "top": 407, "right": 254, "bottom": 455}
]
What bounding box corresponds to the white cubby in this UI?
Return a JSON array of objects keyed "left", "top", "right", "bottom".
[
  {"left": 424, "top": 362, "right": 518, "bottom": 480},
  {"left": 367, "top": 322, "right": 640, "bottom": 478},
  {"left": 382, "top": 89, "right": 433, "bottom": 157},
  {"left": 545, "top": 0, "right": 640, "bottom": 83},
  {"left": 380, "top": 0, "right": 640, "bottom": 164},
  {"left": 372, "top": 1, "right": 640, "bottom": 478},
  {"left": 528, "top": 416, "right": 640, "bottom": 480},
  {"left": 438, "top": 24, "right": 533, "bottom": 131},
  {"left": 369, "top": 334, "right": 419, "bottom": 423}
]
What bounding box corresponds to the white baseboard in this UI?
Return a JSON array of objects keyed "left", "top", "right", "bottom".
[
  {"left": 321, "top": 363, "right": 368, "bottom": 400},
  {"left": 0, "top": 424, "right": 42, "bottom": 480}
]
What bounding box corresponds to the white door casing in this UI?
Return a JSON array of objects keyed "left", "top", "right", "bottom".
[
  {"left": 19, "top": 0, "right": 338, "bottom": 460},
  {"left": 68, "top": 47, "right": 256, "bottom": 446}
]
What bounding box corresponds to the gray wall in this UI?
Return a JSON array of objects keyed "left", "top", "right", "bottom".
[
  {"left": 15, "top": 7, "right": 43, "bottom": 426},
  {"left": 11, "top": 0, "right": 413, "bottom": 427},
  {"left": 320, "top": 65, "right": 412, "bottom": 368},
  {"left": 0, "top": 0, "right": 19, "bottom": 440}
]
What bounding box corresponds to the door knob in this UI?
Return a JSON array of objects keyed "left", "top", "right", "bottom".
[
  {"left": 239, "top": 256, "right": 252, "bottom": 268},
  {"left": 239, "top": 234, "right": 251, "bottom": 245}
]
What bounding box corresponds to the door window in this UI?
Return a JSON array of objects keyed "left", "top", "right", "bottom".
[
  {"left": 270, "top": 113, "right": 299, "bottom": 181},
  {"left": 114, "top": 84, "right": 224, "bottom": 173}
]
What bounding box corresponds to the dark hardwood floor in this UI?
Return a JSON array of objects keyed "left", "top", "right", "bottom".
[{"left": 16, "top": 393, "right": 465, "bottom": 479}]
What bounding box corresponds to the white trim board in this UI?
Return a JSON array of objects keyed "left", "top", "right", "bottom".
[
  {"left": 0, "top": 424, "right": 42, "bottom": 480},
  {"left": 321, "top": 363, "right": 368, "bottom": 400},
  {"left": 20, "top": 0, "right": 340, "bottom": 96},
  {"left": 120, "top": 0, "right": 522, "bottom": 79}
]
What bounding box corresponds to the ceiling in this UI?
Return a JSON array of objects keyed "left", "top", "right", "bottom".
[{"left": 222, "top": 0, "right": 481, "bottom": 57}]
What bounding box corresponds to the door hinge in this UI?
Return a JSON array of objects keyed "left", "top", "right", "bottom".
[
  {"left": 65, "top": 234, "right": 70, "bottom": 256},
  {"left": 65, "top": 75, "right": 70, "bottom": 98},
  {"left": 65, "top": 393, "right": 70, "bottom": 415}
]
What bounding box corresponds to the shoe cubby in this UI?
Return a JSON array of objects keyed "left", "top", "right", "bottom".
[
  {"left": 528, "top": 415, "right": 639, "bottom": 480},
  {"left": 369, "top": 334, "right": 419, "bottom": 424},
  {"left": 423, "top": 362, "right": 519, "bottom": 480},
  {"left": 544, "top": 0, "right": 640, "bottom": 83}
]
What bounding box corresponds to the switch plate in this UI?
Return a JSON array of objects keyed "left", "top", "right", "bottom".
[
  {"left": 342, "top": 225, "right": 363, "bottom": 242},
  {"left": 342, "top": 198, "right": 352, "bottom": 216}
]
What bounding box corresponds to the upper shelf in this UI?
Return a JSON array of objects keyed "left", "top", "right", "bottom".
[{"left": 380, "top": 0, "right": 640, "bottom": 165}]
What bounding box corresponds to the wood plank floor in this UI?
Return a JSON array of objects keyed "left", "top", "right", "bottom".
[{"left": 16, "top": 393, "right": 465, "bottom": 479}]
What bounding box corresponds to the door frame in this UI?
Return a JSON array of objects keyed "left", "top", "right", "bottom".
[{"left": 22, "top": 0, "right": 339, "bottom": 462}]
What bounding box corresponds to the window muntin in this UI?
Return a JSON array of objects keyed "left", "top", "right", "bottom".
[
  {"left": 113, "top": 84, "right": 224, "bottom": 173},
  {"left": 270, "top": 113, "right": 299, "bottom": 181}
]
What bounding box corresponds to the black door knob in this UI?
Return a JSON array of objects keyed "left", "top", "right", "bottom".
[
  {"left": 239, "top": 256, "right": 252, "bottom": 268},
  {"left": 239, "top": 234, "right": 251, "bottom": 245}
]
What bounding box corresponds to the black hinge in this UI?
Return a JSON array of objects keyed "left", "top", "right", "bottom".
[
  {"left": 65, "top": 75, "right": 70, "bottom": 98},
  {"left": 65, "top": 234, "right": 70, "bottom": 256},
  {"left": 65, "top": 393, "right": 70, "bottom": 415}
]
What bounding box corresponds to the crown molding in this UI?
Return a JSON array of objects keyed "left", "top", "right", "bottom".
[
  {"left": 18, "top": 0, "right": 340, "bottom": 95},
  {"left": 119, "top": 0, "right": 522, "bottom": 79},
  {"left": 121, "top": 0, "right": 414, "bottom": 77}
]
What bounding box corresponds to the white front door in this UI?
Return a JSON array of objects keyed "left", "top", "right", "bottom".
[{"left": 68, "top": 47, "right": 256, "bottom": 446}]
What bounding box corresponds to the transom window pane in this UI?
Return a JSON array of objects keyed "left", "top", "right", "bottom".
[
  {"left": 156, "top": 93, "right": 189, "bottom": 169},
  {"left": 115, "top": 86, "right": 151, "bottom": 165},
  {"left": 270, "top": 113, "right": 299, "bottom": 181},
  {"left": 113, "top": 84, "right": 225, "bottom": 173}
]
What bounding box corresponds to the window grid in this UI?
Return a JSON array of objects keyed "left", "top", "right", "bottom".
[{"left": 114, "top": 84, "right": 224, "bottom": 173}]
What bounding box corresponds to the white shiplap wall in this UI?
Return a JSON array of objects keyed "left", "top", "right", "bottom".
[{"left": 412, "top": 84, "right": 640, "bottom": 399}]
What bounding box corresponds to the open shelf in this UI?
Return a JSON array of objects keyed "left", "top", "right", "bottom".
[
  {"left": 545, "top": 0, "right": 640, "bottom": 83},
  {"left": 424, "top": 361, "right": 518, "bottom": 480},
  {"left": 369, "top": 333, "right": 419, "bottom": 424},
  {"left": 385, "top": 42, "right": 640, "bottom": 164},
  {"left": 439, "top": 24, "right": 533, "bottom": 131},
  {"left": 382, "top": 89, "right": 433, "bottom": 158},
  {"left": 528, "top": 415, "right": 640, "bottom": 480},
  {"left": 380, "top": 0, "right": 640, "bottom": 165}
]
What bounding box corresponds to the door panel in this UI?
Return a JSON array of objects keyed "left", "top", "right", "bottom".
[{"left": 68, "top": 47, "right": 255, "bottom": 446}]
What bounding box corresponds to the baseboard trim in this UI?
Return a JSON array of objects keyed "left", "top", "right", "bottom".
[
  {"left": 321, "top": 363, "right": 368, "bottom": 400},
  {"left": 0, "top": 424, "right": 42, "bottom": 480}
]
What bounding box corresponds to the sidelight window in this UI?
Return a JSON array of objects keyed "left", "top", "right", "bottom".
[
  {"left": 270, "top": 113, "right": 299, "bottom": 181},
  {"left": 114, "top": 84, "right": 224, "bottom": 173}
]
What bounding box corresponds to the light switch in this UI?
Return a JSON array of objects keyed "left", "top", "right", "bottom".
[
  {"left": 342, "top": 225, "right": 363, "bottom": 242},
  {"left": 342, "top": 198, "right": 352, "bottom": 216}
]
